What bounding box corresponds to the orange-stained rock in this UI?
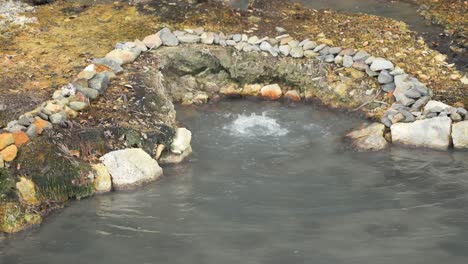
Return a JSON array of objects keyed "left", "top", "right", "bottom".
[
  {"left": 284, "top": 90, "right": 302, "bottom": 102},
  {"left": 33, "top": 119, "right": 52, "bottom": 135},
  {"left": 1, "top": 145, "right": 18, "bottom": 162},
  {"left": 260, "top": 84, "right": 282, "bottom": 100},
  {"left": 12, "top": 132, "right": 30, "bottom": 147},
  {"left": 0, "top": 133, "right": 14, "bottom": 150},
  {"left": 94, "top": 63, "right": 112, "bottom": 73}
]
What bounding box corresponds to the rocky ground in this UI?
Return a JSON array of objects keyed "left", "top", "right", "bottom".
[
  {"left": 0, "top": 0, "right": 467, "bottom": 233},
  {"left": 398, "top": 0, "right": 467, "bottom": 71}
]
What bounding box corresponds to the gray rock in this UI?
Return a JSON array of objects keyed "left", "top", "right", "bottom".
[
  {"left": 452, "top": 121, "right": 468, "bottom": 149},
  {"left": 74, "top": 84, "right": 99, "bottom": 100},
  {"left": 26, "top": 124, "right": 37, "bottom": 138},
  {"left": 393, "top": 74, "right": 415, "bottom": 106},
  {"left": 324, "top": 54, "right": 335, "bottom": 63},
  {"left": 302, "top": 41, "right": 318, "bottom": 50},
  {"left": 290, "top": 46, "right": 304, "bottom": 58},
  {"left": 370, "top": 58, "right": 394, "bottom": 71},
  {"left": 390, "top": 67, "right": 405, "bottom": 76},
  {"left": 173, "top": 30, "right": 186, "bottom": 37},
  {"left": 410, "top": 96, "right": 430, "bottom": 111},
  {"left": 399, "top": 109, "right": 416, "bottom": 122},
  {"left": 378, "top": 70, "right": 394, "bottom": 84},
  {"left": 313, "top": 44, "right": 326, "bottom": 52},
  {"left": 100, "top": 148, "right": 163, "bottom": 191},
  {"left": 279, "top": 45, "right": 290, "bottom": 56},
  {"left": 288, "top": 40, "right": 300, "bottom": 48},
  {"left": 366, "top": 68, "right": 379, "bottom": 77},
  {"left": 49, "top": 112, "right": 66, "bottom": 125},
  {"left": 226, "top": 40, "right": 236, "bottom": 46},
  {"left": 69, "top": 101, "right": 87, "bottom": 111},
  {"left": 456, "top": 107, "right": 467, "bottom": 117},
  {"left": 177, "top": 34, "right": 200, "bottom": 43},
  {"left": 88, "top": 72, "right": 110, "bottom": 94},
  {"left": 404, "top": 87, "right": 422, "bottom": 99},
  {"left": 18, "top": 114, "right": 34, "bottom": 126},
  {"left": 365, "top": 56, "right": 375, "bottom": 65},
  {"left": 423, "top": 100, "right": 453, "bottom": 113},
  {"left": 391, "top": 116, "right": 452, "bottom": 150},
  {"left": 6, "top": 120, "right": 26, "bottom": 133},
  {"left": 259, "top": 41, "right": 272, "bottom": 51},
  {"left": 92, "top": 58, "right": 123, "bottom": 74},
  {"left": 346, "top": 123, "right": 388, "bottom": 151},
  {"left": 450, "top": 112, "right": 462, "bottom": 122},
  {"left": 158, "top": 28, "right": 179, "bottom": 46},
  {"left": 343, "top": 55, "right": 353, "bottom": 68},
  {"left": 328, "top": 47, "right": 342, "bottom": 55},
  {"left": 381, "top": 83, "right": 396, "bottom": 92},
  {"left": 319, "top": 47, "right": 330, "bottom": 56},
  {"left": 353, "top": 50, "right": 370, "bottom": 61},
  {"left": 115, "top": 42, "right": 142, "bottom": 57}
]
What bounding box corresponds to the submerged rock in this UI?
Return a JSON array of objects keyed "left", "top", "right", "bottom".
[
  {"left": 452, "top": 121, "right": 468, "bottom": 149},
  {"left": 100, "top": 148, "right": 163, "bottom": 191},
  {"left": 391, "top": 117, "right": 452, "bottom": 150},
  {"left": 160, "top": 146, "right": 192, "bottom": 165},
  {"left": 346, "top": 123, "right": 388, "bottom": 152}
]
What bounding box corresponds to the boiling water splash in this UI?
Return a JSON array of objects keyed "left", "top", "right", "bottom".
[{"left": 224, "top": 112, "right": 289, "bottom": 137}]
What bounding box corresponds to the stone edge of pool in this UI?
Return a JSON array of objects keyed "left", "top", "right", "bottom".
[{"left": 0, "top": 25, "right": 467, "bottom": 234}]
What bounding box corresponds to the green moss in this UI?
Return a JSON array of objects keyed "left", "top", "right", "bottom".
[
  {"left": 0, "top": 202, "right": 41, "bottom": 233},
  {"left": 0, "top": 168, "right": 16, "bottom": 202},
  {"left": 13, "top": 135, "right": 93, "bottom": 202}
]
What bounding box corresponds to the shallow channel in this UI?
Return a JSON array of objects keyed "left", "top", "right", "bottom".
[{"left": 1, "top": 100, "right": 468, "bottom": 264}]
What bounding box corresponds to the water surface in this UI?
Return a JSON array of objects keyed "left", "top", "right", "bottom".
[{"left": 1, "top": 100, "right": 468, "bottom": 264}]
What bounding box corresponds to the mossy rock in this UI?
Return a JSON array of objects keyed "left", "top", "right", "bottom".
[
  {"left": 0, "top": 202, "right": 41, "bottom": 233},
  {"left": 12, "top": 134, "right": 93, "bottom": 202}
]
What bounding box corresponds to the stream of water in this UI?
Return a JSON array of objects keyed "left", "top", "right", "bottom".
[{"left": 1, "top": 100, "right": 467, "bottom": 263}]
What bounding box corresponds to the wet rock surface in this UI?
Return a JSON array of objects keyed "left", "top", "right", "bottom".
[
  {"left": 391, "top": 116, "right": 452, "bottom": 150},
  {"left": 100, "top": 148, "right": 163, "bottom": 191}
]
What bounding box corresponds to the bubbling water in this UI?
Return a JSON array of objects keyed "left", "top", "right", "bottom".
[{"left": 223, "top": 112, "right": 289, "bottom": 137}]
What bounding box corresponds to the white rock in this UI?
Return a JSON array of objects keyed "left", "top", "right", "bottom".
[
  {"left": 370, "top": 58, "right": 394, "bottom": 71},
  {"left": 346, "top": 123, "right": 388, "bottom": 151},
  {"left": 177, "top": 34, "right": 201, "bottom": 43},
  {"left": 424, "top": 100, "right": 453, "bottom": 113},
  {"left": 201, "top": 32, "right": 215, "bottom": 44},
  {"left": 391, "top": 117, "right": 452, "bottom": 150},
  {"left": 171, "top": 128, "right": 192, "bottom": 154},
  {"left": 100, "top": 148, "right": 163, "bottom": 190},
  {"left": 279, "top": 45, "right": 290, "bottom": 56},
  {"left": 452, "top": 121, "right": 468, "bottom": 149}
]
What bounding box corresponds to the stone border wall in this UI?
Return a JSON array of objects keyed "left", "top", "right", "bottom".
[{"left": 1, "top": 26, "right": 467, "bottom": 169}]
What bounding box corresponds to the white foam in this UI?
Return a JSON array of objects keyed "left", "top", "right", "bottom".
[{"left": 224, "top": 112, "right": 288, "bottom": 137}]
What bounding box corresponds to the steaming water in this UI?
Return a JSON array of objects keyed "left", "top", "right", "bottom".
[
  {"left": 1, "top": 100, "right": 468, "bottom": 264},
  {"left": 224, "top": 112, "right": 289, "bottom": 137}
]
